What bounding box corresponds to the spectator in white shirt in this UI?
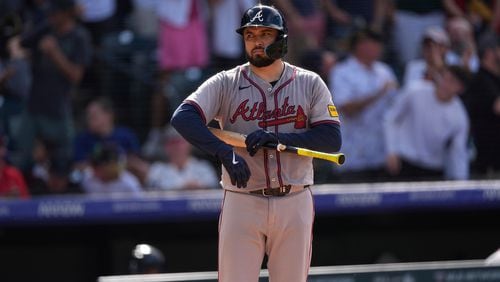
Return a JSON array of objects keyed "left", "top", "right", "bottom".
[
  {"left": 329, "top": 28, "right": 398, "bottom": 182},
  {"left": 445, "top": 17, "right": 480, "bottom": 73},
  {"left": 132, "top": 126, "right": 219, "bottom": 191},
  {"left": 81, "top": 143, "right": 142, "bottom": 197},
  {"left": 403, "top": 24, "right": 479, "bottom": 90},
  {"left": 402, "top": 26, "right": 450, "bottom": 90},
  {"left": 384, "top": 65, "right": 471, "bottom": 181}
]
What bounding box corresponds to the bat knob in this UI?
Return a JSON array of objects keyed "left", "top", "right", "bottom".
[
  {"left": 276, "top": 143, "right": 286, "bottom": 152},
  {"left": 338, "top": 154, "right": 345, "bottom": 165}
]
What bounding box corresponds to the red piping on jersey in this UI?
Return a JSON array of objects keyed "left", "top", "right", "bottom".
[
  {"left": 184, "top": 100, "right": 207, "bottom": 124},
  {"left": 272, "top": 67, "right": 297, "bottom": 187},
  {"left": 241, "top": 67, "right": 271, "bottom": 188},
  {"left": 241, "top": 66, "right": 298, "bottom": 188}
]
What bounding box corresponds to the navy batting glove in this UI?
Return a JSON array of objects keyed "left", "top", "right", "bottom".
[
  {"left": 218, "top": 149, "right": 251, "bottom": 188},
  {"left": 245, "top": 129, "right": 279, "bottom": 156}
]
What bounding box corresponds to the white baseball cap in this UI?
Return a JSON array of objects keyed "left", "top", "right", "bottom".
[{"left": 422, "top": 26, "right": 450, "bottom": 46}]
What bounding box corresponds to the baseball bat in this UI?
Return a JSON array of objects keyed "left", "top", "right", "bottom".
[{"left": 208, "top": 127, "right": 345, "bottom": 165}]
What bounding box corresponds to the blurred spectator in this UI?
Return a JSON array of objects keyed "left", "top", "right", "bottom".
[
  {"left": 209, "top": 0, "right": 257, "bottom": 71},
  {"left": 73, "top": 96, "right": 140, "bottom": 170},
  {"left": 26, "top": 137, "right": 82, "bottom": 195},
  {"left": 0, "top": 132, "right": 30, "bottom": 199},
  {"left": 81, "top": 143, "right": 142, "bottom": 196},
  {"left": 390, "top": 0, "right": 447, "bottom": 67},
  {"left": 322, "top": 0, "right": 388, "bottom": 54},
  {"left": 0, "top": 8, "right": 30, "bottom": 144},
  {"left": 74, "top": 0, "right": 117, "bottom": 109},
  {"left": 13, "top": 0, "right": 92, "bottom": 172},
  {"left": 142, "top": 0, "right": 210, "bottom": 160},
  {"left": 128, "top": 0, "right": 158, "bottom": 39},
  {"left": 0, "top": 17, "right": 31, "bottom": 149},
  {"left": 384, "top": 66, "right": 471, "bottom": 181},
  {"left": 402, "top": 26, "right": 450, "bottom": 89},
  {"left": 129, "top": 244, "right": 166, "bottom": 274},
  {"left": 27, "top": 138, "right": 52, "bottom": 188},
  {"left": 445, "top": 16, "right": 480, "bottom": 72},
  {"left": 402, "top": 20, "right": 479, "bottom": 89},
  {"left": 130, "top": 126, "right": 219, "bottom": 191},
  {"left": 269, "top": 0, "right": 326, "bottom": 65},
  {"left": 443, "top": 0, "right": 500, "bottom": 35},
  {"left": 20, "top": 0, "right": 49, "bottom": 29},
  {"left": 329, "top": 28, "right": 398, "bottom": 183},
  {"left": 75, "top": 0, "right": 118, "bottom": 46},
  {"left": 463, "top": 31, "right": 500, "bottom": 178},
  {"left": 299, "top": 48, "right": 337, "bottom": 85}
]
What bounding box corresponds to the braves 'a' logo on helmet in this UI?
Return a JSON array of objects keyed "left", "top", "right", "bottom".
[{"left": 250, "top": 10, "right": 264, "bottom": 23}]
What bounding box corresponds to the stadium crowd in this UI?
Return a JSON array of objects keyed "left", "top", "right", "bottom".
[{"left": 0, "top": 0, "right": 499, "bottom": 198}]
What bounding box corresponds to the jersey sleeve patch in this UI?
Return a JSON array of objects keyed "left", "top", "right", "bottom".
[{"left": 328, "top": 104, "right": 339, "bottom": 117}]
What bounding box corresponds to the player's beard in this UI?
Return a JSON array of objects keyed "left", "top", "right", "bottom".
[{"left": 246, "top": 49, "right": 275, "bottom": 68}]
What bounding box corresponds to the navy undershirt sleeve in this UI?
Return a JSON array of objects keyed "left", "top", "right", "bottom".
[
  {"left": 276, "top": 123, "right": 342, "bottom": 153},
  {"left": 170, "top": 103, "right": 232, "bottom": 158}
]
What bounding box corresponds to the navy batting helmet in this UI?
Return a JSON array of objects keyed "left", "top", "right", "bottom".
[{"left": 236, "top": 4, "right": 288, "bottom": 60}]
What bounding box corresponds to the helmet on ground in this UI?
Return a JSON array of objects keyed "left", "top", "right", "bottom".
[
  {"left": 236, "top": 4, "right": 288, "bottom": 60},
  {"left": 129, "top": 244, "right": 166, "bottom": 274}
]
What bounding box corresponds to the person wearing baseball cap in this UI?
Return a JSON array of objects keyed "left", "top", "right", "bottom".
[{"left": 402, "top": 26, "right": 450, "bottom": 89}]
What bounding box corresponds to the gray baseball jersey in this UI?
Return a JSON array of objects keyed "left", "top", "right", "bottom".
[{"left": 184, "top": 62, "right": 340, "bottom": 191}]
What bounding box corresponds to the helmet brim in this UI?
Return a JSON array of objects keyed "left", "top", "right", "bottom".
[{"left": 236, "top": 24, "right": 285, "bottom": 35}]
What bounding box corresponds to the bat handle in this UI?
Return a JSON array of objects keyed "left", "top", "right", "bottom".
[{"left": 265, "top": 143, "right": 345, "bottom": 165}]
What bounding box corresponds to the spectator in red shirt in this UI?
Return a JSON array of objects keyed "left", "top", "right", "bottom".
[{"left": 0, "top": 133, "right": 30, "bottom": 198}]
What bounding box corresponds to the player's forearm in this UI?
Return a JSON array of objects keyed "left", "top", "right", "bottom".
[
  {"left": 276, "top": 123, "right": 341, "bottom": 153},
  {"left": 170, "top": 103, "right": 233, "bottom": 158}
]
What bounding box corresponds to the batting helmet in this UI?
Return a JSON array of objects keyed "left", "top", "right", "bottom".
[
  {"left": 128, "top": 244, "right": 166, "bottom": 274},
  {"left": 236, "top": 4, "right": 288, "bottom": 60}
]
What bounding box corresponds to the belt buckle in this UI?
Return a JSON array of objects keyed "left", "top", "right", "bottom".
[
  {"left": 257, "top": 185, "right": 292, "bottom": 197},
  {"left": 262, "top": 188, "right": 274, "bottom": 196}
]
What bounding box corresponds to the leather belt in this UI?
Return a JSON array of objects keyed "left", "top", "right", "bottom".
[{"left": 249, "top": 185, "right": 309, "bottom": 197}]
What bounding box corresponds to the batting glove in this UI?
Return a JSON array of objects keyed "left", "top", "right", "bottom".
[
  {"left": 217, "top": 149, "right": 251, "bottom": 188},
  {"left": 245, "top": 129, "right": 279, "bottom": 156}
]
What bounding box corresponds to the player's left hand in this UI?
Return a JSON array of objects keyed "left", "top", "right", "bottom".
[{"left": 245, "top": 129, "right": 278, "bottom": 156}]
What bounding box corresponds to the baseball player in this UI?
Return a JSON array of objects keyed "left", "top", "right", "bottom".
[{"left": 171, "top": 4, "right": 341, "bottom": 282}]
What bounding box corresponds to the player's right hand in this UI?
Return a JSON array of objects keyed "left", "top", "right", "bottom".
[
  {"left": 218, "top": 149, "right": 251, "bottom": 188},
  {"left": 245, "top": 129, "right": 279, "bottom": 156}
]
